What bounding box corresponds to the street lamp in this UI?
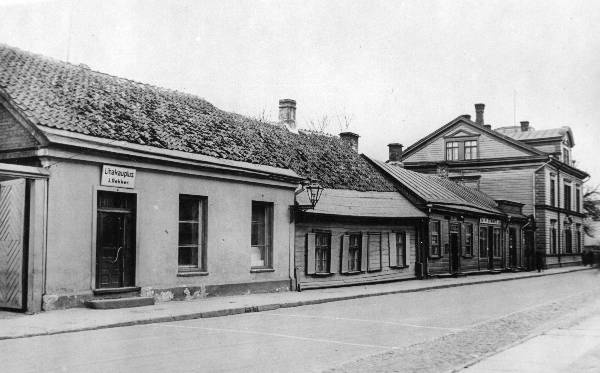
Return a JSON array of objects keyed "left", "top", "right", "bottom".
[{"left": 290, "top": 180, "right": 324, "bottom": 222}]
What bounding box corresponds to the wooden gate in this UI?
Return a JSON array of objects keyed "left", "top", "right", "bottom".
[{"left": 0, "top": 179, "right": 26, "bottom": 310}]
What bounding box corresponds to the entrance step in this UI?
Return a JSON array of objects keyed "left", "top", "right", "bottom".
[{"left": 84, "top": 296, "right": 155, "bottom": 310}]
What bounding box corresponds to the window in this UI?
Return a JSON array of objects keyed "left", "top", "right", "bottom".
[
  {"left": 550, "top": 179, "right": 556, "bottom": 207},
  {"left": 315, "top": 232, "right": 331, "bottom": 273},
  {"left": 479, "top": 227, "right": 488, "bottom": 257},
  {"left": 178, "top": 195, "right": 206, "bottom": 272},
  {"left": 251, "top": 202, "right": 273, "bottom": 268},
  {"left": 446, "top": 141, "right": 459, "bottom": 160},
  {"left": 550, "top": 221, "right": 557, "bottom": 254},
  {"left": 348, "top": 233, "right": 361, "bottom": 272},
  {"left": 576, "top": 187, "right": 581, "bottom": 213},
  {"left": 576, "top": 227, "right": 582, "bottom": 253},
  {"left": 395, "top": 232, "right": 407, "bottom": 267},
  {"left": 563, "top": 148, "right": 570, "bottom": 165},
  {"left": 430, "top": 220, "right": 441, "bottom": 256},
  {"left": 564, "top": 226, "right": 572, "bottom": 254},
  {"left": 493, "top": 228, "right": 501, "bottom": 257},
  {"left": 367, "top": 233, "right": 382, "bottom": 271},
  {"left": 464, "top": 224, "right": 473, "bottom": 256},
  {"left": 564, "top": 184, "right": 572, "bottom": 211},
  {"left": 464, "top": 141, "right": 478, "bottom": 160}
]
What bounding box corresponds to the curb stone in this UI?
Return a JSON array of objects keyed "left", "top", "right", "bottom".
[{"left": 0, "top": 267, "right": 591, "bottom": 341}]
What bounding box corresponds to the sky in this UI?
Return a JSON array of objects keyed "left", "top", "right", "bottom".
[{"left": 1, "top": 0, "right": 599, "bottom": 186}]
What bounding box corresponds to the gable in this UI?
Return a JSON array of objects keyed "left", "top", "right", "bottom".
[
  {"left": 404, "top": 120, "right": 538, "bottom": 163},
  {"left": 0, "top": 104, "right": 40, "bottom": 151}
]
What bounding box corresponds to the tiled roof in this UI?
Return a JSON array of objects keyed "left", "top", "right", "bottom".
[
  {"left": 367, "top": 157, "right": 503, "bottom": 215},
  {"left": 0, "top": 44, "right": 394, "bottom": 192},
  {"left": 495, "top": 126, "right": 573, "bottom": 144}
]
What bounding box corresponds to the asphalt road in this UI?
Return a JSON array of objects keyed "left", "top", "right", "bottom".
[{"left": 3, "top": 271, "right": 599, "bottom": 373}]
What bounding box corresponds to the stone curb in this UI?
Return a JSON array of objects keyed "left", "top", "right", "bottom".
[{"left": 0, "top": 267, "right": 590, "bottom": 341}]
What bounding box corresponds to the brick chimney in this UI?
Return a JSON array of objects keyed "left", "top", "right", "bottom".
[
  {"left": 388, "top": 143, "right": 403, "bottom": 166},
  {"left": 520, "top": 121, "right": 530, "bottom": 132},
  {"left": 339, "top": 132, "right": 359, "bottom": 152},
  {"left": 475, "top": 103, "right": 485, "bottom": 126},
  {"left": 279, "top": 99, "right": 297, "bottom": 132}
]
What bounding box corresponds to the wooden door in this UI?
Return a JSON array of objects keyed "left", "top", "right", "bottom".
[
  {"left": 96, "top": 192, "right": 135, "bottom": 289},
  {"left": 509, "top": 228, "right": 517, "bottom": 267},
  {"left": 0, "top": 179, "right": 26, "bottom": 310}
]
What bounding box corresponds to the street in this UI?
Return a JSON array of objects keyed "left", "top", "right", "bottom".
[{"left": 2, "top": 270, "right": 599, "bottom": 372}]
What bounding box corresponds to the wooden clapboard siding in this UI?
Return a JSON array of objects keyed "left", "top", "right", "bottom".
[
  {"left": 478, "top": 167, "right": 534, "bottom": 215},
  {"left": 404, "top": 123, "right": 531, "bottom": 163},
  {"left": 531, "top": 142, "right": 560, "bottom": 154},
  {"left": 295, "top": 220, "right": 418, "bottom": 288}
]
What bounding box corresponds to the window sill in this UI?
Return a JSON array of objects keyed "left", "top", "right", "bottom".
[
  {"left": 177, "top": 271, "right": 209, "bottom": 277},
  {"left": 250, "top": 268, "right": 275, "bottom": 273},
  {"left": 341, "top": 270, "right": 362, "bottom": 275},
  {"left": 390, "top": 265, "right": 409, "bottom": 269},
  {"left": 312, "top": 272, "right": 334, "bottom": 277},
  {"left": 367, "top": 268, "right": 383, "bottom": 273}
]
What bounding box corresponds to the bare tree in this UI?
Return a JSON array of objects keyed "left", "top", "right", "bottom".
[
  {"left": 253, "top": 108, "right": 272, "bottom": 123},
  {"left": 335, "top": 113, "right": 354, "bottom": 132},
  {"left": 306, "top": 115, "right": 331, "bottom": 133},
  {"left": 584, "top": 185, "right": 600, "bottom": 236}
]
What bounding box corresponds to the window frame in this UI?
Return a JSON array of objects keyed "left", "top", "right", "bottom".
[
  {"left": 250, "top": 201, "right": 274, "bottom": 270},
  {"left": 576, "top": 186, "right": 581, "bottom": 213},
  {"left": 492, "top": 227, "right": 501, "bottom": 258},
  {"left": 314, "top": 230, "right": 331, "bottom": 274},
  {"left": 463, "top": 223, "right": 473, "bottom": 257},
  {"left": 564, "top": 183, "right": 572, "bottom": 211},
  {"left": 348, "top": 232, "right": 362, "bottom": 272},
  {"left": 550, "top": 221, "right": 557, "bottom": 254},
  {"left": 564, "top": 225, "right": 573, "bottom": 254},
  {"left": 394, "top": 231, "right": 407, "bottom": 267},
  {"left": 463, "top": 140, "right": 478, "bottom": 160},
  {"left": 177, "top": 195, "right": 207, "bottom": 273},
  {"left": 445, "top": 141, "right": 460, "bottom": 161},
  {"left": 430, "top": 220, "right": 441, "bottom": 257},
  {"left": 550, "top": 178, "right": 556, "bottom": 207}
]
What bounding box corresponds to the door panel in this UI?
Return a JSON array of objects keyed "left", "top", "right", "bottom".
[{"left": 0, "top": 179, "right": 26, "bottom": 310}]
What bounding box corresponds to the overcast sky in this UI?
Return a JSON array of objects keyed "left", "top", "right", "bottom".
[{"left": 1, "top": 0, "right": 599, "bottom": 185}]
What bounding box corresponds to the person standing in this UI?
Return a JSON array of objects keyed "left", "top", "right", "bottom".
[{"left": 535, "top": 247, "right": 545, "bottom": 272}]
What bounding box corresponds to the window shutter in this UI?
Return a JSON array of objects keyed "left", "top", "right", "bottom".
[
  {"left": 473, "top": 223, "right": 479, "bottom": 257},
  {"left": 381, "top": 232, "right": 389, "bottom": 268},
  {"left": 361, "top": 233, "right": 369, "bottom": 271},
  {"left": 404, "top": 231, "right": 410, "bottom": 266},
  {"left": 341, "top": 234, "right": 350, "bottom": 274},
  {"left": 441, "top": 220, "right": 449, "bottom": 255},
  {"left": 306, "top": 233, "right": 316, "bottom": 275},
  {"left": 389, "top": 232, "right": 398, "bottom": 267},
  {"left": 330, "top": 234, "right": 341, "bottom": 274}
]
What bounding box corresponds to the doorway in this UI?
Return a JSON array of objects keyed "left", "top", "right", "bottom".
[
  {"left": 449, "top": 222, "right": 460, "bottom": 274},
  {"left": 509, "top": 228, "right": 517, "bottom": 268},
  {"left": 96, "top": 191, "right": 136, "bottom": 289}
]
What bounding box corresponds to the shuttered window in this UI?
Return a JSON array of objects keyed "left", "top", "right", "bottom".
[
  {"left": 394, "top": 232, "right": 407, "bottom": 267},
  {"left": 348, "top": 233, "right": 361, "bottom": 272},
  {"left": 430, "top": 221, "right": 441, "bottom": 256},
  {"left": 315, "top": 232, "right": 331, "bottom": 273}
]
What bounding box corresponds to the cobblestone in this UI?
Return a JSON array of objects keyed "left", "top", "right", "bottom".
[{"left": 327, "top": 290, "right": 600, "bottom": 373}]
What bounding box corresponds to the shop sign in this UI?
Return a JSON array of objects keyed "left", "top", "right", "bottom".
[
  {"left": 101, "top": 165, "right": 136, "bottom": 188},
  {"left": 480, "top": 217, "right": 500, "bottom": 225}
]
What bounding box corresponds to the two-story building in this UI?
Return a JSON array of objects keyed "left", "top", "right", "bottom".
[{"left": 400, "top": 104, "right": 589, "bottom": 269}]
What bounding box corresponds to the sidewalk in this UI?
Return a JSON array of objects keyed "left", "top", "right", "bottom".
[
  {"left": 0, "top": 266, "right": 589, "bottom": 341},
  {"left": 462, "top": 308, "right": 600, "bottom": 372}
]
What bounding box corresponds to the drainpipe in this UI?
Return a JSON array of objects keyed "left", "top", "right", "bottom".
[
  {"left": 557, "top": 169, "right": 561, "bottom": 267},
  {"left": 532, "top": 160, "right": 551, "bottom": 269}
]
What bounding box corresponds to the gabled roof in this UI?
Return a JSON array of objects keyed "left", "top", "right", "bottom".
[
  {"left": 0, "top": 44, "right": 394, "bottom": 192},
  {"left": 296, "top": 188, "right": 425, "bottom": 218},
  {"left": 403, "top": 116, "right": 546, "bottom": 159},
  {"left": 366, "top": 156, "right": 504, "bottom": 216},
  {"left": 495, "top": 126, "right": 574, "bottom": 146}
]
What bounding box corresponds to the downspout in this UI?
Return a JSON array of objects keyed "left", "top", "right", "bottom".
[
  {"left": 557, "top": 168, "right": 561, "bottom": 267},
  {"left": 532, "top": 159, "right": 551, "bottom": 269}
]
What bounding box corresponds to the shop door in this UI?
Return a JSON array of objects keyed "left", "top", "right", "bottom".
[
  {"left": 450, "top": 232, "right": 460, "bottom": 273},
  {"left": 0, "top": 179, "right": 26, "bottom": 310},
  {"left": 508, "top": 228, "right": 517, "bottom": 267},
  {"left": 96, "top": 192, "right": 136, "bottom": 289}
]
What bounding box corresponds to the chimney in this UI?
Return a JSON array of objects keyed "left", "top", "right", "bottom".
[
  {"left": 462, "top": 114, "right": 471, "bottom": 120},
  {"left": 520, "top": 121, "right": 530, "bottom": 132},
  {"left": 278, "top": 99, "right": 297, "bottom": 132},
  {"left": 388, "top": 143, "right": 403, "bottom": 165},
  {"left": 339, "top": 132, "right": 360, "bottom": 152},
  {"left": 474, "top": 103, "right": 485, "bottom": 125},
  {"left": 484, "top": 124, "right": 492, "bottom": 130}
]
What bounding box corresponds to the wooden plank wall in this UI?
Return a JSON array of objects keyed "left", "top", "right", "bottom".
[{"left": 295, "top": 221, "right": 417, "bottom": 288}]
